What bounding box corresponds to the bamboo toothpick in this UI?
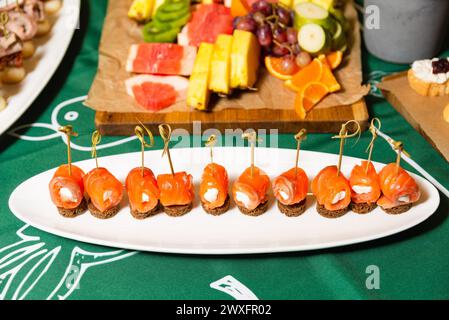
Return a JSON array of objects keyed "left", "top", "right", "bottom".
[
  {"left": 91, "top": 130, "right": 101, "bottom": 169},
  {"left": 205, "top": 134, "right": 217, "bottom": 164},
  {"left": 365, "top": 118, "right": 381, "bottom": 174},
  {"left": 135, "top": 122, "right": 154, "bottom": 177},
  {"left": 59, "top": 125, "right": 78, "bottom": 176},
  {"left": 242, "top": 131, "right": 260, "bottom": 178},
  {"left": 332, "top": 120, "right": 361, "bottom": 176},
  {"left": 294, "top": 129, "right": 307, "bottom": 177},
  {"left": 392, "top": 141, "right": 411, "bottom": 176},
  {"left": 159, "top": 124, "right": 175, "bottom": 176}
]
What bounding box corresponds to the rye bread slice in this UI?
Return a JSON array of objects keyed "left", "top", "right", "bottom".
[
  {"left": 202, "top": 195, "right": 230, "bottom": 216},
  {"left": 163, "top": 202, "right": 193, "bottom": 217},
  {"left": 316, "top": 203, "right": 348, "bottom": 218},
  {"left": 237, "top": 200, "right": 268, "bottom": 217},
  {"left": 277, "top": 199, "right": 306, "bottom": 217},
  {"left": 130, "top": 201, "right": 161, "bottom": 219},
  {"left": 88, "top": 199, "right": 120, "bottom": 219},
  {"left": 381, "top": 203, "right": 412, "bottom": 215},
  {"left": 350, "top": 201, "right": 377, "bottom": 214},
  {"left": 57, "top": 198, "right": 87, "bottom": 218}
]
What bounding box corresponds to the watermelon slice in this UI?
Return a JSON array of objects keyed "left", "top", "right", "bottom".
[
  {"left": 179, "top": 4, "right": 233, "bottom": 47},
  {"left": 126, "top": 43, "right": 197, "bottom": 76},
  {"left": 125, "top": 75, "right": 189, "bottom": 111}
]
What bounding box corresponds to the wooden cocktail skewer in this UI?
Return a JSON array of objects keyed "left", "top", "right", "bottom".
[
  {"left": 59, "top": 125, "right": 78, "bottom": 176},
  {"left": 91, "top": 130, "right": 101, "bottom": 169},
  {"left": 392, "top": 141, "right": 410, "bottom": 176},
  {"left": 159, "top": 124, "right": 175, "bottom": 176},
  {"left": 294, "top": 129, "right": 307, "bottom": 177},
  {"left": 205, "top": 134, "right": 217, "bottom": 164},
  {"left": 332, "top": 120, "right": 361, "bottom": 176},
  {"left": 242, "top": 131, "right": 260, "bottom": 178},
  {"left": 134, "top": 122, "right": 154, "bottom": 177},
  {"left": 365, "top": 118, "right": 381, "bottom": 174}
]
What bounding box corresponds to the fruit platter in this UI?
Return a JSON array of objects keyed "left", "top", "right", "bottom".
[{"left": 85, "top": 0, "right": 370, "bottom": 135}]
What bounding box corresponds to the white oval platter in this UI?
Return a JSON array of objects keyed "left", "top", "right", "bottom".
[{"left": 9, "top": 147, "right": 440, "bottom": 254}]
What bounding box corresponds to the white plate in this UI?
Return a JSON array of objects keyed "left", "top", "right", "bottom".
[
  {"left": 9, "top": 147, "right": 440, "bottom": 254},
  {"left": 0, "top": 0, "right": 81, "bottom": 135}
]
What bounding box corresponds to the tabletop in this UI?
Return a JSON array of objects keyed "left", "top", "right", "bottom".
[{"left": 0, "top": 0, "right": 448, "bottom": 300}]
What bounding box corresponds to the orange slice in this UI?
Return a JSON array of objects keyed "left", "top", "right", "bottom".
[
  {"left": 326, "top": 51, "right": 343, "bottom": 70},
  {"left": 291, "top": 58, "right": 323, "bottom": 90},
  {"left": 294, "top": 82, "right": 329, "bottom": 119},
  {"left": 265, "top": 56, "right": 299, "bottom": 81},
  {"left": 318, "top": 55, "right": 341, "bottom": 92},
  {"left": 284, "top": 79, "right": 300, "bottom": 92},
  {"left": 231, "top": 0, "right": 250, "bottom": 17}
]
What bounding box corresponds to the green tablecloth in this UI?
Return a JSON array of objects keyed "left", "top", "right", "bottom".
[{"left": 1, "top": 1, "right": 448, "bottom": 300}]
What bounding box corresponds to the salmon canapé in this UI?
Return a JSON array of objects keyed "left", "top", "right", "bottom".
[
  {"left": 83, "top": 168, "right": 123, "bottom": 213},
  {"left": 272, "top": 167, "right": 308, "bottom": 206},
  {"left": 200, "top": 163, "right": 229, "bottom": 210},
  {"left": 157, "top": 172, "right": 194, "bottom": 207},
  {"left": 349, "top": 161, "right": 381, "bottom": 204},
  {"left": 311, "top": 166, "right": 351, "bottom": 211},
  {"left": 376, "top": 163, "right": 420, "bottom": 209},
  {"left": 126, "top": 167, "right": 160, "bottom": 213},
  {"left": 49, "top": 164, "right": 85, "bottom": 209},
  {"left": 232, "top": 167, "right": 270, "bottom": 211}
]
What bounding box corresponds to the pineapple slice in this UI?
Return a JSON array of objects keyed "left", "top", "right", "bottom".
[
  {"left": 187, "top": 43, "right": 214, "bottom": 110},
  {"left": 230, "top": 30, "right": 260, "bottom": 89},
  {"left": 209, "top": 34, "right": 234, "bottom": 95},
  {"left": 128, "top": 0, "right": 155, "bottom": 22}
]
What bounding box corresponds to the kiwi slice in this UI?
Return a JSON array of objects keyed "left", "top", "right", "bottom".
[
  {"left": 142, "top": 21, "right": 180, "bottom": 43},
  {"left": 161, "top": 0, "right": 189, "bottom": 13},
  {"left": 156, "top": 5, "right": 190, "bottom": 22}
]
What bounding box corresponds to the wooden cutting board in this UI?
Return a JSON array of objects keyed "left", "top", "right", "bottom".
[
  {"left": 378, "top": 71, "right": 449, "bottom": 162},
  {"left": 95, "top": 99, "right": 369, "bottom": 136}
]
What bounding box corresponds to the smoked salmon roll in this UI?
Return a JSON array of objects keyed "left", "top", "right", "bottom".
[
  {"left": 49, "top": 164, "right": 87, "bottom": 217},
  {"left": 83, "top": 168, "right": 123, "bottom": 219},
  {"left": 376, "top": 163, "right": 421, "bottom": 214},
  {"left": 272, "top": 167, "right": 309, "bottom": 217},
  {"left": 200, "top": 163, "right": 230, "bottom": 215},
  {"left": 157, "top": 172, "right": 194, "bottom": 216},
  {"left": 311, "top": 166, "right": 351, "bottom": 218},
  {"left": 232, "top": 167, "right": 270, "bottom": 216},
  {"left": 349, "top": 161, "right": 381, "bottom": 214},
  {"left": 125, "top": 167, "right": 160, "bottom": 219}
]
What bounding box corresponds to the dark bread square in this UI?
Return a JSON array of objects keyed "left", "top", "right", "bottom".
[
  {"left": 316, "top": 203, "right": 348, "bottom": 218},
  {"left": 130, "top": 201, "right": 161, "bottom": 219},
  {"left": 202, "top": 195, "right": 230, "bottom": 216},
  {"left": 382, "top": 203, "right": 412, "bottom": 215},
  {"left": 237, "top": 200, "right": 268, "bottom": 217},
  {"left": 163, "top": 202, "right": 193, "bottom": 217},
  {"left": 88, "top": 199, "right": 120, "bottom": 219},
  {"left": 350, "top": 202, "right": 377, "bottom": 214},
  {"left": 57, "top": 198, "right": 87, "bottom": 218},
  {"left": 277, "top": 198, "right": 306, "bottom": 217}
]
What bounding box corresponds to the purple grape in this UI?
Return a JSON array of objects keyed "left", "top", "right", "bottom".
[
  {"left": 273, "top": 26, "right": 287, "bottom": 43},
  {"left": 272, "top": 45, "right": 290, "bottom": 57},
  {"left": 236, "top": 16, "right": 257, "bottom": 33},
  {"left": 286, "top": 27, "right": 298, "bottom": 44},
  {"left": 277, "top": 7, "right": 291, "bottom": 26},
  {"left": 280, "top": 55, "right": 297, "bottom": 75},
  {"left": 257, "top": 24, "right": 273, "bottom": 47},
  {"left": 233, "top": 16, "right": 240, "bottom": 29},
  {"left": 292, "top": 43, "right": 301, "bottom": 55},
  {"left": 252, "top": 11, "right": 266, "bottom": 25},
  {"left": 251, "top": 0, "right": 272, "bottom": 16}
]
